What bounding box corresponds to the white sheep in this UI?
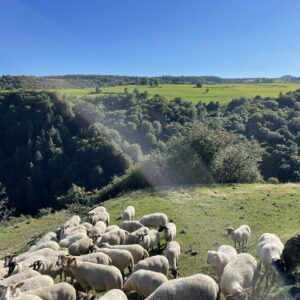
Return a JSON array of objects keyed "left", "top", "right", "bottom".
[
  {"left": 146, "top": 273, "right": 219, "bottom": 300},
  {"left": 120, "top": 221, "right": 144, "bottom": 233},
  {"left": 21, "top": 282, "right": 76, "bottom": 300},
  {"left": 139, "top": 213, "right": 168, "bottom": 228},
  {"left": 159, "top": 222, "right": 176, "bottom": 242},
  {"left": 0, "top": 270, "right": 40, "bottom": 286},
  {"left": 138, "top": 229, "right": 160, "bottom": 251},
  {"left": 124, "top": 269, "right": 168, "bottom": 298},
  {"left": 88, "top": 206, "right": 107, "bottom": 215},
  {"left": 256, "top": 233, "right": 282, "bottom": 260},
  {"left": 5, "top": 249, "right": 67, "bottom": 267},
  {"left": 125, "top": 227, "right": 150, "bottom": 245},
  {"left": 121, "top": 206, "right": 135, "bottom": 221},
  {"left": 133, "top": 255, "right": 169, "bottom": 276},
  {"left": 62, "top": 257, "right": 123, "bottom": 292},
  {"left": 0, "top": 283, "right": 42, "bottom": 300},
  {"left": 63, "top": 215, "right": 81, "bottom": 228},
  {"left": 57, "top": 253, "right": 112, "bottom": 284},
  {"left": 88, "top": 221, "right": 107, "bottom": 239},
  {"left": 10, "top": 275, "right": 54, "bottom": 293},
  {"left": 93, "top": 247, "right": 134, "bottom": 276},
  {"left": 220, "top": 253, "right": 258, "bottom": 299},
  {"left": 97, "top": 243, "right": 149, "bottom": 264},
  {"left": 60, "top": 225, "right": 87, "bottom": 239},
  {"left": 57, "top": 253, "right": 112, "bottom": 267},
  {"left": 226, "top": 224, "right": 251, "bottom": 248},
  {"left": 29, "top": 259, "right": 64, "bottom": 281},
  {"left": 207, "top": 245, "right": 237, "bottom": 280},
  {"left": 37, "top": 232, "right": 57, "bottom": 244},
  {"left": 68, "top": 237, "right": 93, "bottom": 256},
  {"left": 256, "top": 234, "right": 283, "bottom": 288},
  {"left": 81, "top": 222, "right": 93, "bottom": 231},
  {"left": 99, "top": 289, "right": 127, "bottom": 300},
  {"left": 28, "top": 241, "right": 60, "bottom": 253},
  {"left": 95, "top": 228, "right": 126, "bottom": 246},
  {"left": 7, "top": 255, "right": 56, "bottom": 276},
  {"left": 59, "top": 232, "right": 87, "bottom": 248},
  {"left": 77, "top": 290, "right": 127, "bottom": 300},
  {"left": 104, "top": 225, "right": 120, "bottom": 233},
  {"left": 165, "top": 241, "right": 181, "bottom": 278},
  {"left": 89, "top": 212, "right": 110, "bottom": 226}
]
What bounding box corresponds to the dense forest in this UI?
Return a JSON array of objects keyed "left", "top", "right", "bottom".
[
  {"left": 2, "top": 75, "right": 300, "bottom": 90},
  {"left": 0, "top": 88, "right": 299, "bottom": 215}
]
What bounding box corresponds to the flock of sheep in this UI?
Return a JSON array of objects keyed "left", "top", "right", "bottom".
[{"left": 0, "top": 204, "right": 299, "bottom": 300}]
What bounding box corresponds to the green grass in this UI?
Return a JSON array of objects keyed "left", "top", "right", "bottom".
[
  {"left": 53, "top": 82, "right": 300, "bottom": 105},
  {"left": 0, "top": 211, "right": 70, "bottom": 258},
  {"left": 1, "top": 184, "right": 299, "bottom": 298}
]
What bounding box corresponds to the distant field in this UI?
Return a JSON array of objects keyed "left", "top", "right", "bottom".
[
  {"left": 53, "top": 82, "right": 300, "bottom": 105},
  {"left": 1, "top": 184, "right": 299, "bottom": 299}
]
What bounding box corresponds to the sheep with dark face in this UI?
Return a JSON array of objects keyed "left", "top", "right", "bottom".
[
  {"left": 159, "top": 222, "right": 176, "bottom": 242},
  {"left": 282, "top": 233, "right": 300, "bottom": 274},
  {"left": 272, "top": 233, "right": 300, "bottom": 286}
]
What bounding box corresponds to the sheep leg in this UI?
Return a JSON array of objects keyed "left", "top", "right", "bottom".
[
  {"left": 265, "top": 271, "right": 269, "bottom": 289},
  {"left": 258, "top": 260, "right": 262, "bottom": 271},
  {"left": 271, "top": 272, "right": 276, "bottom": 287},
  {"left": 252, "top": 267, "right": 261, "bottom": 293}
]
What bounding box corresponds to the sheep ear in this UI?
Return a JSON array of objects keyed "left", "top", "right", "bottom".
[{"left": 0, "top": 284, "right": 6, "bottom": 289}]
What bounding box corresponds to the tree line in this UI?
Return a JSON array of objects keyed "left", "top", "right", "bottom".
[
  {"left": 0, "top": 88, "right": 299, "bottom": 215},
  {"left": 0, "top": 75, "right": 289, "bottom": 90}
]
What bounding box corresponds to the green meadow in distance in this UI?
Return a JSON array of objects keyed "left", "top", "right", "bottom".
[{"left": 52, "top": 82, "right": 300, "bottom": 105}]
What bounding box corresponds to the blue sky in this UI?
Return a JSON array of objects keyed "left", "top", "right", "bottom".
[{"left": 0, "top": 0, "right": 300, "bottom": 77}]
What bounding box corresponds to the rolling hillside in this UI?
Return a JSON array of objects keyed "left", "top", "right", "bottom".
[
  {"left": 1, "top": 183, "right": 299, "bottom": 298},
  {"left": 53, "top": 82, "right": 300, "bottom": 104}
]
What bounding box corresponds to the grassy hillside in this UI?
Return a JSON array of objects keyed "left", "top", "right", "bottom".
[
  {"left": 53, "top": 82, "right": 300, "bottom": 104},
  {"left": 1, "top": 184, "right": 299, "bottom": 297},
  {"left": 0, "top": 211, "right": 69, "bottom": 258}
]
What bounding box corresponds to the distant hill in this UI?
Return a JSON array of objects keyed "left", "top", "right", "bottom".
[{"left": 0, "top": 74, "right": 285, "bottom": 90}]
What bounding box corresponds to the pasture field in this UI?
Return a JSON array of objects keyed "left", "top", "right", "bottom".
[
  {"left": 53, "top": 82, "right": 300, "bottom": 104},
  {"left": 0, "top": 184, "right": 299, "bottom": 298}
]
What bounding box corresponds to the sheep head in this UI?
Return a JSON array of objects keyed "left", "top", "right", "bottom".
[
  {"left": 30, "top": 260, "right": 44, "bottom": 271},
  {"left": 226, "top": 227, "right": 235, "bottom": 235},
  {"left": 64, "top": 257, "right": 77, "bottom": 269},
  {"left": 4, "top": 254, "right": 17, "bottom": 267},
  {"left": 0, "top": 282, "right": 24, "bottom": 298},
  {"left": 158, "top": 225, "right": 167, "bottom": 233}
]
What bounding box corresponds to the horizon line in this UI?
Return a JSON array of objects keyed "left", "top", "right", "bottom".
[{"left": 0, "top": 73, "right": 299, "bottom": 80}]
